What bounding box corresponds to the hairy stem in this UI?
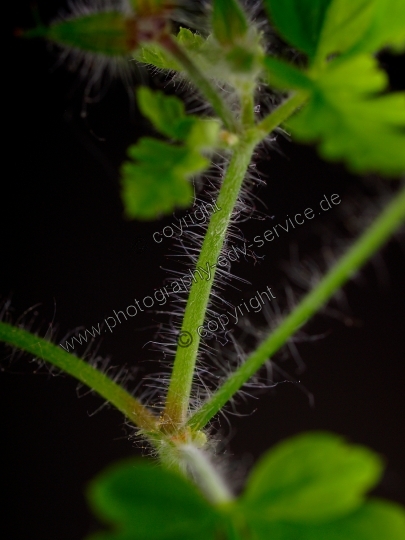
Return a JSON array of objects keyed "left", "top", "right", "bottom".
[
  {"left": 0, "top": 323, "right": 159, "bottom": 432},
  {"left": 163, "top": 139, "right": 256, "bottom": 429},
  {"left": 187, "top": 184, "right": 405, "bottom": 431},
  {"left": 159, "top": 34, "right": 239, "bottom": 133},
  {"left": 251, "top": 91, "right": 309, "bottom": 144},
  {"left": 177, "top": 444, "right": 233, "bottom": 503}
]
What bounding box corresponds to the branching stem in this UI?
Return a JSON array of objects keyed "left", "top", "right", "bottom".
[
  {"left": 187, "top": 184, "right": 405, "bottom": 431},
  {"left": 0, "top": 323, "right": 159, "bottom": 432}
]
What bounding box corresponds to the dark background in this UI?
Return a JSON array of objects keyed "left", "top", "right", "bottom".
[{"left": 2, "top": 2, "right": 405, "bottom": 539}]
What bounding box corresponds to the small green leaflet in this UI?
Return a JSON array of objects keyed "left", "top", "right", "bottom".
[
  {"left": 285, "top": 55, "right": 405, "bottom": 175},
  {"left": 134, "top": 28, "right": 205, "bottom": 71},
  {"left": 86, "top": 459, "right": 223, "bottom": 540},
  {"left": 121, "top": 88, "right": 220, "bottom": 220}
]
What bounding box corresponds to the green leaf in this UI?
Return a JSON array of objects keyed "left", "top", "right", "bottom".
[
  {"left": 315, "top": 0, "right": 376, "bottom": 62},
  {"left": 87, "top": 459, "right": 221, "bottom": 540},
  {"left": 287, "top": 55, "right": 405, "bottom": 175},
  {"left": 353, "top": 0, "right": 405, "bottom": 53},
  {"left": 241, "top": 432, "right": 383, "bottom": 523},
  {"left": 247, "top": 500, "right": 405, "bottom": 540},
  {"left": 263, "top": 0, "right": 381, "bottom": 63},
  {"left": 176, "top": 27, "right": 206, "bottom": 52},
  {"left": 137, "top": 87, "right": 195, "bottom": 140},
  {"left": 133, "top": 28, "right": 205, "bottom": 71},
  {"left": 123, "top": 88, "right": 220, "bottom": 220},
  {"left": 212, "top": 0, "right": 249, "bottom": 46},
  {"left": 133, "top": 44, "right": 180, "bottom": 70},
  {"left": 121, "top": 138, "right": 206, "bottom": 220},
  {"left": 262, "top": 56, "right": 314, "bottom": 90},
  {"left": 262, "top": 0, "right": 333, "bottom": 59}
]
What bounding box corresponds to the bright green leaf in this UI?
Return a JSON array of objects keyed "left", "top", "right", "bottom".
[
  {"left": 263, "top": 0, "right": 388, "bottom": 63},
  {"left": 247, "top": 500, "right": 405, "bottom": 540},
  {"left": 353, "top": 0, "right": 405, "bottom": 53},
  {"left": 121, "top": 138, "right": 208, "bottom": 220},
  {"left": 315, "top": 0, "right": 376, "bottom": 62},
  {"left": 137, "top": 87, "right": 195, "bottom": 140},
  {"left": 262, "top": 0, "right": 333, "bottom": 59},
  {"left": 262, "top": 56, "right": 314, "bottom": 90},
  {"left": 87, "top": 459, "right": 220, "bottom": 540},
  {"left": 212, "top": 0, "right": 249, "bottom": 46},
  {"left": 241, "top": 432, "right": 383, "bottom": 523},
  {"left": 287, "top": 56, "right": 405, "bottom": 175}
]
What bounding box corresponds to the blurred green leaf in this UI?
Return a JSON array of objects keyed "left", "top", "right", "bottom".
[
  {"left": 133, "top": 44, "right": 180, "bottom": 70},
  {"left": 353, "top": 0, "right": 405, "bottom": 53},
  {"left": 87, "top": 459, "right": 221, "bottom": 540},
  {"left": 34, "top": 11, "right": 139, "bottom": 56},
  {"left": 262, "top": 0, "right": 404, "bottom": 63},
  {"left": 262, "top": 0, "right": 333, "bottom": 59},
  {"left": 287, "top": 55, "right": 405, "bottom": 174},
  {"left": 315, "top": 0, "right": 376, "bottom": 62},
  {"left": 137, "top": 87, "right": 195, "bottom": 140},
  {"left": 212, "top": 0, "right": 248, "bottom": 46},
  {"left": 247, "top": 500, "right": 405, "bottom": 540},
  {"left": 133, "top": 28, "right": 205, "bottom": 71},
  {"left": 121, "top": 138, "right": 206, "bottom": 220},
  {"left": 177, "top": 27, "right": 206, "bottom": 52},
  {"left": 241, "top": 432, "right": 383, "bottom": 523}
]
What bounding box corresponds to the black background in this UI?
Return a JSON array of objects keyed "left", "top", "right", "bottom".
[{"left": 2, "top": 2, "right": 405, "bottom": 539}]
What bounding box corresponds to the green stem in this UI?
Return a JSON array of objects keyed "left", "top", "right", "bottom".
[
  {"left": 187, "top": 184, "right": 405, "bottom": 431},
  {"left": 163, "top": 140, "right": 256, "bottom": 429},
  {"left": 240, "top": 82, "right": 255, "bottom": 127},
  {"left": 251, "top": 91, "right": 309, "bottom": 144},
  {"left": 0, "top": 322, "right": 159, "bottom": 432},
  {"left": 159, "top": 34, "right": 239, "bottom": 133},
  {"left": 177, "top": 444, "right": 233, "bottom": 503}
]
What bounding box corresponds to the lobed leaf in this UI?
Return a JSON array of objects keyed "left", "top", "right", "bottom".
[
  {"left": 263, "top": 0, "right": 404, "bottom": 63},
  {"left": 137, "top": 87, "right": 195, "bottom": 140},
  {"left": 353, "top": 0, "right": 405, "bottom": 53},
  {"left": 241, "top": 432, "right": 383, "bottom": 523},
  {"left": 134, "top": 28, "right": 205, "bottom": 71},
  {"left": 121, "top": 138, "right": 204, "bottom": 220},
  {"left": 122, "top": 88, "right": 220, "bottom": 220},
  {"left": 87, "top": 459, "right": 221, "bottom": 540},
  {"left": 287, "top": 55, "right": 405, "bottom": 175},
  {"left": 247, "top": 500, "right": 405, "bottom": 540},
  {"left": 315, "top": 0, "right": 376, "bottom": 63}
]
